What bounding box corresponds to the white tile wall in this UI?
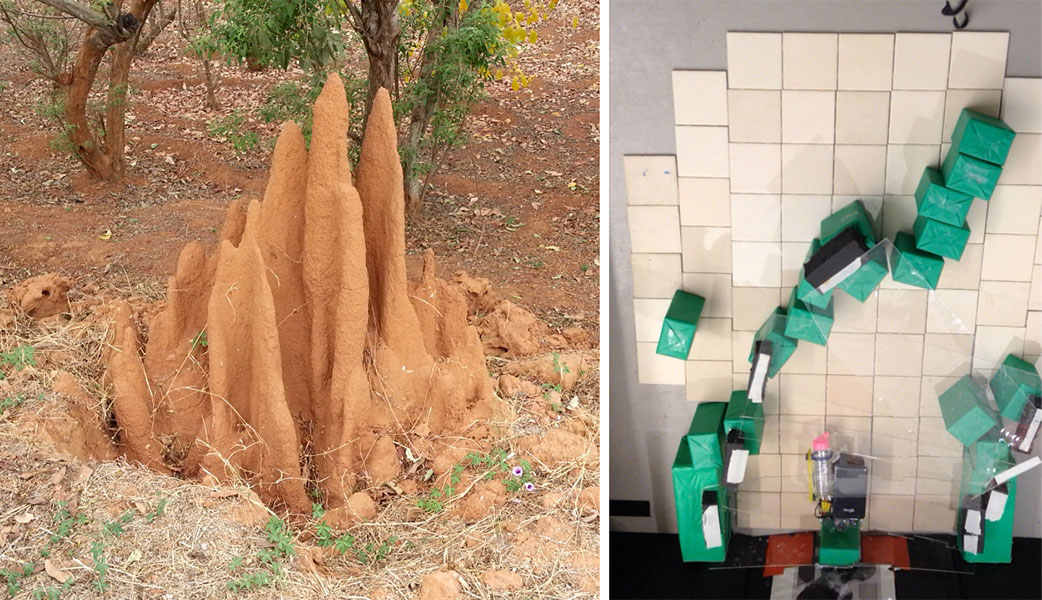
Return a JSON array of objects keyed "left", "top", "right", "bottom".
[{"left": 628, "top": 31, "right": 1042, "bottom": 533}]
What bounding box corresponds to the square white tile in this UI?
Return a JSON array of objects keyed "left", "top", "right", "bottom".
[
  {"left": 633, "top": 298, "right": 672, "bottom": 342},
  {"left": 732, "top": 242, "right": 782, "bottom": 287},
  {"left": 889, "top": 91, "right": 946, "bottom": 144},
  {"left": 981, "top": 234, "right": 1036, "bottom": 281},
  {"left": 873, "top": 376, "right": 921, "bottom": 418},
  {"left": 877, "top": 289, "right": 928, "bottom": 333},
  {"left": 632, "top": 253, "right": 683, "bottom": 298},
  {"left": 782, "top": 144, "right": 834, "bottom": 194},
  {"left": 920, "top": 376, "right": 961, "bottom": 418},
  {"left": 785, "top": 341, "right": 828, "bottom": 375},
  {"left": 937, "top": 244, "right": 983, "bottom": 290},
  {"left": 727, "top": 32, "right": 783, "bottom": 90},
  {"left": 833, "top": 290, "right": 879, "bottom": 333},
  {"left": 965, "top": 198, "right": 988, "bottom": 244},
  {"left": 628, "top": 206, "right": 682, "bottom": 253},
  {"left": 688, "top": 317, "right": 734, "bottom": 361},
  {"left": 732, "top": 287, "right": 783, "bottom": 331},
  {"left": 916, "top": 457, "right": 961, "bottom": 496},
  {"left": 917, "top": 416, "right": 963, "bottom": 457},
  {"left": 833, "top": 145, "right": 887, "bottom": 196},
  {"left": 885, "top": 145, "right": 940, "bottom": 194},
  {"left": 1031, "top": 266, "right": 1042, "bottom": 311},
  {"left": 973, "top": 325, "right": 1026, "bottom": 371},
  {"left": 892, "top": 33, "right": 951, "bottom": 90},
  {"left": 872, "top": 416, "right": 919, "bottom": 457},
  {"left": 875, "top": 333, "right": 924, "bottom": 377},
  {"left": 948, "top": 31, "right": 1009, "bottom": 90},
  {"left": 828, "top": 332, "right": 876, "bottom": 376},
  {"left": 914, "top": 495, "right": 957, "bottom": 532},
  {"left": 871, "top": 456, "right": 918, "bottom": 495},
  {"left": 685, "top": 360, "right": 733, "bottom": 403},
  {"left": 780, "top": 492, "right": 819, "bottom": 531},
  {"left": 783, "top": 33, "right": 838, "bottom": 90},
  {"left": 1002, "top": 77, "right": 1042, "bottom": 134},
  {"left": 731, "top": 194, "right": 782, "bottom": 241},
  {"left": 744, "top": 454, "right": 782, "bottom": 492},
  {"left": 782, "top": 242, "right": 807, "bottom": 287},
  {"left": 976, "top": 280, "right": 1030, "bottom": 327},
  {"left": 728, "top": 90, "right": 782, "bottom": 142},
  {"left": 781, "top": 195, "right": 833, "bottom": 242},
  {"left": 986, "top": 185, "right": 1042, "bottom": 235},
  {"left": 868, "top": 495, "right": 914, "bottom": 530},
  {"left": 675, "top": 126, "right": 730, "bottom": 178},
  {"left": 681, "top": 226, "right": 732, "bottom": 273},
  {"left": 678, "top": 177, "right": 731, "bottom": 227},
  {"left": 636, "top": 342, "right": 686, "bottom": 385},
  {"left": 780, "top": 374, "right": 826, "bottom": 415},
  {"left": 881, "top": 195, "right": 918, "bottom": 242},
  {"left": 926, "top": 289, "right": 978, "bottom": 334},
  {"left": 683, "top": 273, "right": 732, "bottom": 318},
  {"left": 1001, "top": 134, "right": 1042, "bottom": 185},
  {"left": 672, "top": 70, "right": 729, "bottom": 126},
  {"left": 835, "top": 91, "right": 890, "bottom": 145},
  {"left": 826, "top": 415, "right": 872, "bottom": 455},
  {"left": 624, "top": 155, "right": 678, "bottom": 205},
  {"left": 782, "top": 90, "right": 835, "bottom": 143},
  {"left": 922, "top": 333, "right": 973, "bottom": 377},
  {"left": 733, "top": 330, "right": 754, "bottom": 366},
  {"left": 942, "top": 89, "right": 1002, "bottom": 143},
  {"left": 779, "top": 415, "right": 826, "bottom": 454},
  {"left": 737, "top": 491, "right": 780, "bottom": 529},
  {"left": 827, "top": 375, "right": 874, "bottom": 416},
  {"left": 838, "top": 34, "right": 894, "bottom": 91},
  {"left": 729, "top": 143, "right": 782, "bottom": 193},
  {"left": 781, "top": 458, "right": 809, "bottom": 493}
]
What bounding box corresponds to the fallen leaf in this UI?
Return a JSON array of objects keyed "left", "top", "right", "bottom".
[
  {"left": 14, "top": 512, "right": 34, "bottom": 524},
  {"left": 48, "top": 466, "right": 67, "bottom": 487},
  {"left": 44, "top": 559, "right": 71, "bottom": 583},
  {"left": 125, "top": 549, "right": 143, "bottom": 565},
  {"left": 98, "top": 230, "right": 112, "bottom": 241}
]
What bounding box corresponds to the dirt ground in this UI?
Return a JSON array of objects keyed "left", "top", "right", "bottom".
[{"left": 0, "top": 1, "right": 599, "bottom": 598}]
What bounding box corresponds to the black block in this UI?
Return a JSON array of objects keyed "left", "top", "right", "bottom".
[{"left": 803, "top": 226, "right": 870, "bottom": 291}]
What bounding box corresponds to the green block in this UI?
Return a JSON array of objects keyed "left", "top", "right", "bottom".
[
  {"left": 796, "top": 239, "right": 834, "bottom": 310},
  {"left": 673, "top": 402, "right": 731, "bottom": 562},
  {"left": 836, "top": 248, "right": 888, "bottom": 302},
  {"left": 784, "top": 287, "right": 833, "bottom": 346},
  {"left": 950, "top": 108, "right": 1016, "bottom": 167},
  {"left": 963, "top": 435, "right": 1013, "bottom": 494},
  {"left": 748, "top": 308, "right": 799, "bottom": 378},
  {"left": 941, "top": 148, "right": 1003, "bottom": 200},
  {"left": 938, "top": 376, "right": 999, "bottom": 446},
  {"left": 914, "top": 214, "right": 970, "bottom": 260},
  {"left": 656, "top": 290, "right": 706, "bottom": 359},
  {"left": 890, "top": 232, "right": 944, "bottom": 289},
  {"left": 819, "top": 519, "right": 860, "bottom": 566},
  {"left": 990, "top": 354, "right": 1042, "bottom": 421},
  {"left": 821, "top": 200, "right": 875, "bottom": 246},
  {"left": 915, "top": 167, "right": 974, "bottom": 226},
  {"left": 960, "top": 477, "right": 1016, "bottom": 563},
  {"left": 723, "top": 390, "right": 765, "bottom": 455}
]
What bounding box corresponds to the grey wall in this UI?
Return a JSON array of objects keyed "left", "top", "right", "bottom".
[{"left": 609, "top": 0, "right": 1042, "bottom": 535}]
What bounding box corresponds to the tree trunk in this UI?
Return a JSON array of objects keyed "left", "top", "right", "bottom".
[
  {"left": 134, "top": 4, "right": 175, "bottom": 56},
  {"left": 59, "top": 0, "right": 155, "bottom": 182},
  {"left": 358, "top": 0, "right": 399, "bottom": 121}
]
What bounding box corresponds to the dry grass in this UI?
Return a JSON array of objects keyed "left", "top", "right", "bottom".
[{"left": 0, "top": 291, "right": 599, "bottom": 599}]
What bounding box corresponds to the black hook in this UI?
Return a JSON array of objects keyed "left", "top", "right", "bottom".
[
  {"left": 942, "top": 0, "right": 968, "bottom": 16},
  {"left": 953, "top": 11, "right": 970, "bottom": 29}
]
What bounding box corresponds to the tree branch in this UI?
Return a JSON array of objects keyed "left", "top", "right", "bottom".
[{"left": 31, "top": 0, "right": 112, "bottom": 29}]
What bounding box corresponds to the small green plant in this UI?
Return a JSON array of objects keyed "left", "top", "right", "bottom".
[
  {"left": 0, "top": 394, "right": 27, "bottom": 416},
  {"left": 49, "top": 502, "right": 88, "bottom": 546},
  {"left": 0, "top": 345, "right": 35, "bottom": 379},
  {"left": 353, "top": 536, "right": 398, "bottom": 565},
  {"left": 551, "top": 351, "right": 570, "bottom": 377},
  {"left": 102, "top": 509, "right": 135, "bottom": 538},
  {"left": 550, "top": 402, "right": 562, "bottom": 413},
  {"left": 145, "top": 495, "right": 168, "bottom": 523},
  {"left": 417, "top": 448, "right": 536, "bottom": 512},
  {"left": 504, "top": 459, "right": 535, "bottom": 493},
  {"left": 90, "top": 541, "right": 109, "bottom": 592},
  {"left": 31, "top": 580, "right": 72, "bottom": 600},
  {"left": 227, "top": 514, "right": 295, "bottom": 592},
  {"left": 208, "top": 110, "right": 259, "bottom": 154},
  {"left": 311, "top": 504, "right": 355, "bottom": 554},
  {"left": 191, "top": 330, "right": 208, "bottom": 350},
  {"left": 0, "top": 562, "right": 35, "bottom": 596}
]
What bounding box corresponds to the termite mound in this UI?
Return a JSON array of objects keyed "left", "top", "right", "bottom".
[{"left": 103, "top": 75, "right": 495, "bottom": 521}]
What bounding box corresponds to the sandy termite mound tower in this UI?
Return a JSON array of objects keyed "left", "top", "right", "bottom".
[{"left": 104, "top": 75, "right": 495, "bottom": 521}]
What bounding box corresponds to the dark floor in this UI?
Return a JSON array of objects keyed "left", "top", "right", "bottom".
[{"left": 609, "top": 531, "right": 1042, "bottom": 599}]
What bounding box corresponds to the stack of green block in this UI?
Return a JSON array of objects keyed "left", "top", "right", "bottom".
[
  {"left": 958, "top": 436, "right": 1016, "bottom": 563},
  {"left": 915, "top": 167, "right": 974, "bottom": 226},
  {"left": 820, "top": 200, "right": 888, "bottom": 302},
  {"left": 748, "top": 308, "right": 798, "bottom": 378},
  {"left": 723, "top": 390, "right": 765, "bottom": 455},
  {"left": 795, "top": 238, "right": 834, "bottom": 309},
  {"left": 783, "top": 287, "right": 833, "bottom": 346},
  {"left": 819, "top": 519, "right": 860, "bottom": 566},
  {"left": 672, "top": 401, "right": 731, "bottom": 562},
  {"left": 890, "top": 232, "right": 945, "bottom": 289},
  {"left": 656, "top": 289, "right": 705, "bottom": 359},
  {"left": 943, "top": 109, "right": 1015, "bottom": 201},
  {"left": 937, "top": 376, "right": 999, "bottom": 446},
  {"left": 914, "top": 214, "right": 971, "bottom": 260},
  {"left": 989, "top": 354, "right": 1042, "bottom": 421}
]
